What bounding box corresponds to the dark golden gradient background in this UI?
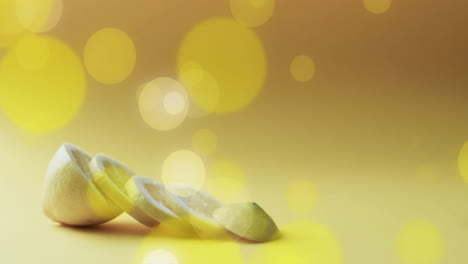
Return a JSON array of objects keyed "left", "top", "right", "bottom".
[{"left": 1, "top": 0, "right": 468, "bottom": 263}]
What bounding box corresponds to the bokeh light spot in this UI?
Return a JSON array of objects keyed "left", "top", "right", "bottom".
[
  {"left": 287, "top": 178, "right": 317, "bottom": 215},
  {"left": 210, "top": 160, "right": 245, "bottom": 182},
  {"left": 142, "top": 249, "right": 178, "bottom": 264},
  {"left": 84, "top": 28, "right": 136, "bottom": 84},
  {"left": 363, "top": 0, "right": 392, "bottom": 14},
  {"left": 0, "top": 35, "right": 86, "bottom": 133},
  {"left": 163, "top": 91, "right": 186, "bottom": 115},
  {"left": 0, "top": 0, "right": 25, "bottom": 49},
  {"left": 138, "top": 77, "right": 188, "bottom": 131},
  {"left": 458, "top": 142, "right": 468, "bottom": 184},
  {"left": 397, "top": 220, "right": 443, "bottom": 264},
  {"left": 290, "top": 55, "right": 315, "bottom": 82},
  {"left": 206, "top": 160, "right": 247, "bottom": 203},
  {"left": 16, "top": 0, "right": 63, "bottom": 33},
  {"left": 15, "top": 34, "right": 49, "bottom": 70},
  {"left": 206, "top": 176, "right": 247, "bottom": 203},
  {"left": 177, "top": 17, "right": 266, "bottom": 114},
  {"left": 162, "top": 150, "right": 206, "bottom": 197},
  {"left": 249, "top": 220, "right": 342, "bottom": 264},
  {"left": 136, "top": 226, "right": 243, "bottom": 264},
  {"left": 191, "top": 128, "right": 217, "bottom": 157},
  {"left": 230, "top": 0, "right": 275, "bottom": 27},
  {"left": 179, "top": 61, "right": 220, "bottom": 115},
  {"left": 41, "top": 0, "right": 62, "bottom": 32}
]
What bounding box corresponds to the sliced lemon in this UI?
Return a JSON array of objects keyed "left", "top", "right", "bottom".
[
  {"left": 42, "top": 143, "right": 122, "bottom": 226},
  {"left": 125, "top": 175, "right": 194, "bottom": 234},
  {"left": 163, "top": 184, "right": 224, "bottom": 236},
  {"left": 214, "top": 202, "right": 279, "bottom": 242},
  {"left": 89, "top": 154, "right": 159, "bottom": 227}
]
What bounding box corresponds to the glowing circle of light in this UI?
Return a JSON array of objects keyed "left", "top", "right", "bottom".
[
  {"left": 206, "top": 176, "right": 246, "bottom": 203},
  {"left": 177, "top": 17, "right": 267, "bottom": 114},
  {"left": 138, "top": 77, "right": 188, "bottom": 131},
  {"left": 249, "top": 220, "right": 342, "bottom": 264},
  {"left": 458, "top": 142, "right": 468, "bottom": 184},
  {"left": 163, "top": 91, "right": 187, "bottom": 115},
  {"left": 0, "top": 0, "right": 25, "bottom": 49},
  {"left": 179, "top": 61, "right": 220, "bottom": 115},
  {"left": 290, "top": 55, "right": 315, "bottom": 82},
  {"left": 210, "top": 160, "right": 245, "bottom": 182},
  {"left": 142, "top": 250, "right": 178, "bottom": 264},
  {"left": 84, "top": 27, "right": 136, "bottom": 84},
  {"left": 136, "top": 227, "right": 243, "bottom": 264},
  {"left": 206, "top": 160, "right": 246, "bottom": 203},
  {"left": 397, "top": 220, "right": 443, "bottom": 264},
  {"left": 15, "top": 34, "right": 50, "bottom": 70},
  {"left": 363, "top": 0, "right": 392, "bottom": 14},
  {"left": 230, "top": 0, "right": 275, "bottom": 27},
  {"left": 16, "top": 0, "right": 63, "bottom": 33},
  {"left": 162, "top": 150, "right": 206, "bottom": 197},
  {"left": 0, "top": 35, "right": 86, "bottom": 133}
]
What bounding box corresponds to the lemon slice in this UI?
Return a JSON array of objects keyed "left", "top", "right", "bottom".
[
  {"left": 214, "top": 202, "right": 279, "bottom": 242},
  {"left": 89, "top": 154, "right": 159, "bottom": 227},
  {"left": 42, "top": 143, "right": 122, "bottom": 226},
  {"left": 125, "top": 175, "right": 194, "bottom": 234},
  {"left": 163, "top": 184, "right": 224, "bottom": 236}
]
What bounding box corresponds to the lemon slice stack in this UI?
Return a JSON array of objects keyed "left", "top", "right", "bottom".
[{"left": 42, "top": 143, "right": 278, "bottom": 242}]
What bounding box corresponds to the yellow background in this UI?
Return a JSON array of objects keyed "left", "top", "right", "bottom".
[{"left": 1, "top": 0, "right": 468, "bottom": 263}]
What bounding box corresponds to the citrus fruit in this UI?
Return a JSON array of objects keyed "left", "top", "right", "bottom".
[
  {"left": 89, "top": 153, "right": 159, "bottom": 227},
  {"left": 42, "top": 143, "right": 121, "bottom": 226}
]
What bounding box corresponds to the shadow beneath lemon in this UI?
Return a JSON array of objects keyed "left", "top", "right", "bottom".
[
  {"left": 227, "top": 230, "right": 283, "bottom": 244},
  {"left": 55, "top": 220, "right": 203, "bottom": 240},
  {"left": 56, "top": 221, "right": 281, "bottom": 244},
  {"left": 56, "top": 220, "right": 151, "bottom": 237}
]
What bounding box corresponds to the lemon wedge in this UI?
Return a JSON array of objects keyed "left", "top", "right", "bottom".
[{"left": 214, "top": 202, "right": 279, "bottom": 242}]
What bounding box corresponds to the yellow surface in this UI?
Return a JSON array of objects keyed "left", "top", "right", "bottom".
[
  {"left": 192, "top": 128, "right": 218, "bottom": 157},
  {"left": 1, "top": 0, "right": 468, "bottom": 263}
]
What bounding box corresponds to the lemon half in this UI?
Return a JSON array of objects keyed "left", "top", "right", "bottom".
[{"left": 42, "top": 143, "right": 122, "bottom": 226}]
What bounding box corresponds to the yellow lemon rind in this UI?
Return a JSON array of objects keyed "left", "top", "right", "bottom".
[
  {"left": 125, "top": 175, "right": 194, "bottom": 234},
  {"left": 89, "top": 153, "right": 159, "bottom": 228}
]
